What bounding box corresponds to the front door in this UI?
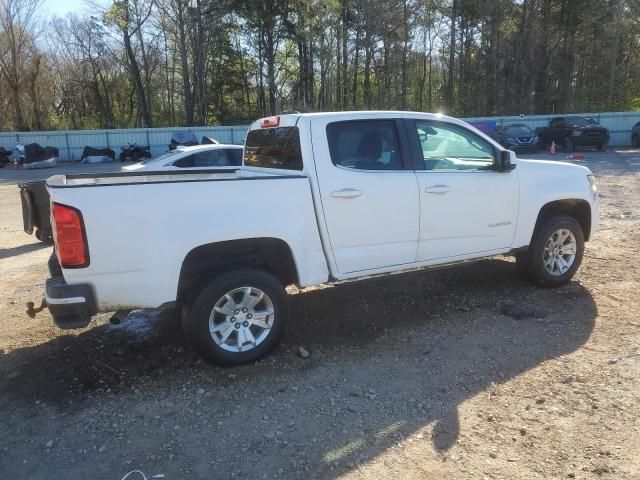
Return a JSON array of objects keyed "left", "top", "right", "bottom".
[
  {"left": 311, "top": 117, "right": 420, "bottom": 274},
  {"left": 406, "top": 118, "right": 519, "bottom": 262}
]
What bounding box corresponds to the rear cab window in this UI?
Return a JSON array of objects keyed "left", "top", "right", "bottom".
[{"left": 244, "top": 126, "right": 303, "bottom": 170}]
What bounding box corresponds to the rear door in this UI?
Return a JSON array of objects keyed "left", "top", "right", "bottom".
[{"left": 310, "top": 116, "right": 420, "bottom": 274}]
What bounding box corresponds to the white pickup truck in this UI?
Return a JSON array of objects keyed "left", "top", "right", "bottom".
[{"left": 44, "top": 111, "right": 599, "bottom": 365}]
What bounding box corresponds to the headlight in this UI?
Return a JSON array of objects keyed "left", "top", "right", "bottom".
[{"left": 587, "top": 175, "right": 597, "bottom": 194}]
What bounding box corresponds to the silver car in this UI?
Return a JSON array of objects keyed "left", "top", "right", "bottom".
[{"left": 122, "top": 144, "right": 243, "bottom": 172}]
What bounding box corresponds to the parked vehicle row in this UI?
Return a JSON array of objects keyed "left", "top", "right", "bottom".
[
  {"left": 490, "top": 116, "right": 610, "bottom": 152},
  {"left": 42, "top": 111, "right": 600, "bottom": 366}
]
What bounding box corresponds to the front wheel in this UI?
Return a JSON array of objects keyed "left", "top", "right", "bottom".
[
  {"left": 183, "top": 268, "right": 289, "bottom": 366},
  {"left": 516, "top": 215, "right": 584, "bottom": 287}
]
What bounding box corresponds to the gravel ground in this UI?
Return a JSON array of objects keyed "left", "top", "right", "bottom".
[{"left": 1, "top": 150, "right": 639, "bottom": 479}]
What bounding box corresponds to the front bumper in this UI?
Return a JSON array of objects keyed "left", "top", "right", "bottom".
[
  {"left": 45, "top": 254, "right": 96, "bottom": 329},
  {"left": 573, "top": 134, "right": 609, "bottom": 146}
]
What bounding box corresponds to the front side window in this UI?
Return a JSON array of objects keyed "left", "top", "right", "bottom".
[
  {"left": 244, "top": 127, "right": 302, "bottom": 170},
  {"left": 326, "top": 120, "right": 403, "bottom": 170},
  {"left": 413, "top": 121, "right": 495, "bottom": 171}
]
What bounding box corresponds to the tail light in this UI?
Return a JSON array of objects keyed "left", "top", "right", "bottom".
[{"left": 52, "top": 203, "right": 89, "bottom": 268}]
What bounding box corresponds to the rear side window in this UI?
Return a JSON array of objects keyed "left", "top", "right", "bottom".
[
  {"left": 244, "top": 127, "right": 303, "bottom": 170},
  {"left": 173, "top": 150, "right": 234, "bottom": 168},
  {"left": 326, "top": 120, "right": 403, "bottom": 170},
  {"left": 228, "top": 148, "right": 243, "bottom": 166}
]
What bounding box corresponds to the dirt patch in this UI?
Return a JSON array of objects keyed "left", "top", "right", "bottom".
[{"left": 1, "top": 150, "right": 639, "bottom": 479}]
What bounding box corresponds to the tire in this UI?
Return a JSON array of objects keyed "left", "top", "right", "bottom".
[
  {"left": 182, "top": 268, "right": 289, "bottom": 366},
  {"left": 119, "top": 153, "right": 127, "bottom": 162},
  {"left": 564, "top": 137, "right": 574, "bottom": 153},
  {"left": 131, "top": 151, "right": 141, "bottom": 162},
  {"left": 632, "top": 134, "right": 639, "bottom": 148},
  {"left": 517, "top": 215, "right": 584, "bottom": 288},
  {"left": 599, "top": 141, "right": 609, "bottom": 152}
]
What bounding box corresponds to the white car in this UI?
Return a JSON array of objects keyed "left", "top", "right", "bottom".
[
  {"left": 122, "top": 144, "right": 243, "bottom": 172},
  {"left": 44, "top": 111, "right": 599, "bottom": 366}
]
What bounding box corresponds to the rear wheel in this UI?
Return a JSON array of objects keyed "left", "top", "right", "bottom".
[
  {"left": 182, "top": 268, "right": 289, "bottom": 366},
  {"left": 516, "top": 215, "right": 584, "bottom": 287}
]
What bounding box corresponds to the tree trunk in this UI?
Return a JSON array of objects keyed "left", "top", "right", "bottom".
[
  {"left": 446, "top": 0, "right": 458, "bottom": 112},
  {"left": 177, "top": 1, "right": 194, "bottom": 125},
  {"left": 400, "top": 0, "right": 409, "bottom": 110},
  {"left": 123, "top": 27, "right": 152, "bottom": 127}
]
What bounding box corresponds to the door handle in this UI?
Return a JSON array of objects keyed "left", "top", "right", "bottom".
[
  {"left": 331, "top": 188, "right": 363, "bottom": 199},
  {"left": 424, "top": 185, "right": 451, "bottom": 194}
]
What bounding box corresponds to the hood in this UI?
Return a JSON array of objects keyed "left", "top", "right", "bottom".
[{"left": 517, "top": 157, "right": 592, "bottom": 176}]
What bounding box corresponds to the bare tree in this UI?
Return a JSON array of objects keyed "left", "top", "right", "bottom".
[{"left": 0, "top": 0, "right": 43, "bottom": 130}]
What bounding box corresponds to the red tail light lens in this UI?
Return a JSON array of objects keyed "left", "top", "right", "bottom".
[{"left": 52, "top": 203, "right": 89, "bottom": 268}]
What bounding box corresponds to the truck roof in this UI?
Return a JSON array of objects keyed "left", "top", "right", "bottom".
[{"left": 249, "top": 110, "right": 464, "bottom": 130}]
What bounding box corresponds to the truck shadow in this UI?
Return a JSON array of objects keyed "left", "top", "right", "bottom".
[
  {"left": 0, "top": 241, "right": 50, "bottom": 260},
  {"left": 0, "top": 259, "right": 597, "bottom": 478}
]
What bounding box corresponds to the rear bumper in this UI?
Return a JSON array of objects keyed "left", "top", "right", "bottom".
[{"left": 45, "top": 271, "right": 96, "bottom": 329}]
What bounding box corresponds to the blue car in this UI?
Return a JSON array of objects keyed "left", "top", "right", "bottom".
[{"left": 493, "top": 123, "right": 540, "bottom": 153}]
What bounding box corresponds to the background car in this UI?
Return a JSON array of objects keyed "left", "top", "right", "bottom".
[
  {"left": 122, "top": 144, "right": 243, "bottom": 172},
  {"left": 493, "top": 124, "right": 540, "bottom": 152},
  {"left": 632, "top": 121, "right": 640, "bottom": 148},
  {"left": 536, "top": 116, "right": 609, "bottom": 152}
]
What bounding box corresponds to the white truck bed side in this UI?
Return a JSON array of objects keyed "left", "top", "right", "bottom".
[{"left": 48, "top": 174, "right": 329, "bottom": 310}]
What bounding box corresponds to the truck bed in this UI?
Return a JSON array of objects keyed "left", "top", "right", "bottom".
[{"left": 46, "top": 167, "right": 329, "bottom": 311}]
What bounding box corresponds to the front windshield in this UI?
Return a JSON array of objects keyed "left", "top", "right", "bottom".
[
  {"left": 137, "top": 150, "right": 181, "bottom": 164},
  {"left": 504, "top": 125, "right": 533, "bottom": 135},
  {"left": 565, "top": 116, "right": 598, "bottom": 126}
]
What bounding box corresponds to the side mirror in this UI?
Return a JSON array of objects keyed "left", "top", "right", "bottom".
[{"left": 498, "top": 150, "right": 517, "bottom": 171}]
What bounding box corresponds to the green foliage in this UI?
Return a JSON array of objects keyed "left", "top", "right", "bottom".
[{"left": 1, "top": 0, "right": 640, "bottom": 131}]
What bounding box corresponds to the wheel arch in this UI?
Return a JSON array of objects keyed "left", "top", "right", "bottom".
[
  {"left": 177, "top": 237, "right": 299, "bottom": 301},
  {"left": 532, "top": 199, "right": 592, "bottom": 242}
]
